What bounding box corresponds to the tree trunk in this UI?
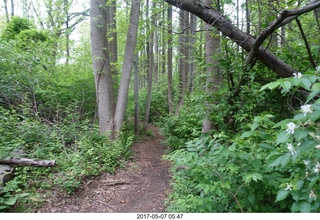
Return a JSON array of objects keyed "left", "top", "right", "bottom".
[
  {"left": 90, "top": 0, "right": 116, "bottom": 137},
  {"left": 10, "top": 0, "right": 14, "bottom": 17},
  {"left": 114, "top": 0, "right": 141, "bottom": 134},
  {"left": 107, "top": 0, "right": 119, "bottom": 100},
  {"left": 143, "top": 0, "right": 154, "bottom": 131},
  {"left": 163, "top": 0, "right": 308, "bottom": 78},
  {"left": 167, "top": 5, "right": 173, "bottom": 114},
  {"left": 134, "top": 54, "right": 140, "bottom": 134},
  {"left": 4, "top": 0, "right": 9, "bottom": 23},
  {"left": 202, "top": 0, "right": 221, "bottom": 134},
  {"left": 176, "top": 9, "right": 188, "bottom": 113}
]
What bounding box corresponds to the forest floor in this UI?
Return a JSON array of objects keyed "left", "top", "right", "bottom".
[{"left": 37, "top": 124, "right": 172, "bottom": 213}]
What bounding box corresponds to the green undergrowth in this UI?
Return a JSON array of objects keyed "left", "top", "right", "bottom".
[
  {"left": 0, "top": 106, "right": 135, "bottom": 212},
  {"left": 161, "top": 70, "right": 320, "bottom": 213}
]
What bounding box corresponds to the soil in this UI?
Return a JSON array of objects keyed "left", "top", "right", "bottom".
[{"left": 37, "top": 124, "right": 172, "bottom": 213}]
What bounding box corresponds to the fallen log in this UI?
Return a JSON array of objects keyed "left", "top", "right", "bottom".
[{"left": 0, "top": 158, "right": 56, "bottom": 167}]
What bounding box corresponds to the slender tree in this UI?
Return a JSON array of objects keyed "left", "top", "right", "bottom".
[{"left": 167, "top": 5, "right": 173, "bottom": 113}]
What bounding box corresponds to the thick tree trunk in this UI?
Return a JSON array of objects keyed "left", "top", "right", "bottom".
[
  {"left": 202, "top": 0, "right": 221, "bottom": 134},
  {"left": 114, "top": 0, "right": 141, "bottom": 134},
  {"left": 176, "top": 9, "right": 188, "bottom": 113},
  {"left": 163, "top": 0, "right": 320, "bottom": 78},
  {"left": 90, "top": 0, "right": 115, "bottom": 137},
  {"left": 0, "top": 158, "right": 56, "bottom": 167},
  {"left": 107, "top": 0, "right": 118, "bottom": 100}
]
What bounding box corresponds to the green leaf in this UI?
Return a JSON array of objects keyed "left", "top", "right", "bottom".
[
  {"left": 281, "top": 81, "right": 292, "bottom": 91},
  {"left": 291, "top": 201, "right": 300, "bottom": 212},
  {"left": 251, "top": 121, "right": 259, "bottom": 131},
  {"left": 297, "top": 180, "right": 304, "bottom": 190},
  {"left": 251, "top": 159, "right": 262, "bottom": 170},
  {"left": 260, "top": 81, "right": 280, "bottom": 91},
  {"left": 306, "top": 90, "right": 320, "bottom": 103},
  {"left": 241, "top": 131, "right": 252, "bottom": 138},
  {"left": 311, "top": 82, "right": 320, "bottom": 91},
  {"left": 294, "top": 128, "right": 312, "bottom": 141},
  {"left": 300, "top": 201, "right": 311, "bottom": 213},
  {"left": 299, "top": 140, "right": 316, "bottom": 152},
  {"left": 280, "top": 153, "right": 291, "bottom": 167},
  {"left": 257, "top": 132, "right": 273, "bottom": 141},
  {"left": 268, "top": 155, "right": 283, "bottom": 167},
  {"left": 258, "top": 143, "right": 276, "bottom": 151},
  {"left": 301, "top": 78, "right": 312, "bottom": 90},
  {"left": 248, "top": 193, "right": 255, "bottom": 205},
  {"left": 276, "top": 189, "right": 290, "bottom": 202},
  {"left": 4, "top": 197, "right": 16, "bottom": 206},
  {"left": 276, "top": 131, "right": 290, "bottom": 145},
  {"left": 291, "top": 191, "right": 300, "bottom": 202}
]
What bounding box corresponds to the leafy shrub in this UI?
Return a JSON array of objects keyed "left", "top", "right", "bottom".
[
  {"left": 165, "top": 69, "right": 320, "bottom": 213},
  {"left": 158, "top": 104, "right": 203, "bottom": 150}
]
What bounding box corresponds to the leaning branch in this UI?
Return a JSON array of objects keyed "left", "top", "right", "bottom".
[
  {"left": 163, "top": 0, "right": 320, "bottom": 78},
  {"left": 246, "top": 0, "right": 320, "bottom": 66}
]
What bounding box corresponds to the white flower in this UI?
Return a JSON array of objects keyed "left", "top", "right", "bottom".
[
  {"left": 286, "top": 122, "right": 299, "bottom": 134},
  {"left": 316, "top": 66, "right": 320, "bottom": 73},
  {"left": 293, "top": 72, "right": 303, "bottom": 78},
  {"left": 309, "top": 190, "right": 317, "bottom": 201},
  {"left": 285, "top": 183, "right": 293, "bottom": 191},
  {"left": 303, "top": 160, "right": 310, "bottom": 166},
  {"left": 287, "top": 143, "right": 297, "bottom": 155},
  {"left": 315, "top": 145, "right": 320, "bottom": 149},
  {"left": 314, "top": 167, "right": 319, "bottom": 174},
  {"left": 301, "top": 104, "right": 313, "bottom": 116}
]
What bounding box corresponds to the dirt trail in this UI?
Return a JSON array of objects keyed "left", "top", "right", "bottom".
[{"left": 37, "top": 124, "right": 172, "bottom": 213}]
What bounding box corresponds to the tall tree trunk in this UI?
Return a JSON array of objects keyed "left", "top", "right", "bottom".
[
  {"left": 245, "top": 0, "right": 250, "bottom": 34},
  {"left": 143, "top": 0, "right": 154, "bottom": 131},
  {"left": 202, "top": 0, "right": 221, "bottom": 134},
  {"left": 4, "top": 0, "right": 9, "bottom": 22},
  {"left": 107, "top": 0, "right": 118, "bottom": 100},
  {"left": 134, "top": 54, "right": 140, "bottom": 134},
  {"left": 189, "top": 13, "right": 197, "bottom": 93},
  {"left": 10, "top": 0, "right": 14, "bottom": 17},
  {"left": 176, "top": 9, "right": 188, "bottom": 113},
  {"left": 114, "top": 0, "right": 141, "bottom": 134},
  {"left": 167, "top": 5, "right": 173, "bottom": 114},
  {"left": 90, "top": 0, "right": 115, "bottom": 137}
]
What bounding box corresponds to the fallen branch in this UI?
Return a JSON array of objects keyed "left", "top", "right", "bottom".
[{"left": 0, "top": 158, "right": 56, "bottom": 167}]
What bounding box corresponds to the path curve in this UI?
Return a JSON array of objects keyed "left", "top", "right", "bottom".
[{"left": 38, "top": 124, "right": 172, "bottom": 213}]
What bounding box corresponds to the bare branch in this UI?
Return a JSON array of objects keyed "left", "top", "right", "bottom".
[{"left": 245, "top": 0, "right": 320, "bottom": 66}]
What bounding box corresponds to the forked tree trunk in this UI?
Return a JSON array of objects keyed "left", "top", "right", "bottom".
[{"left": 90, "top": 0, "right": 116, "bottom": 138}]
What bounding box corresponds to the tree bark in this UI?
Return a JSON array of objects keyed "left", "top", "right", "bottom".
[
  {"left": 167, "top": 5, "right": 173, "bottom": 114},
  {"left": 90, "top": 0, "right": 116, "bottom": 137},
  {"left": 114, "top": 0, "right": 141, "bottom": 134},
  {"left": 163, "top": 0, "right": 320, "bottom": 78},
  {"left": 202, "top": 0, "right": 221, "bottom": 134},
  {"left": 134, "top": 54, "right": 140, "bottom": 134},
  {"left": 4, "top": 0, "right": 9, "bottom": 23},
  {"left": 0, "top": 158, "right": 56, "bottom": 167},
  {"left": 143, "top": 0, "right": 154, "bottom": 131}
]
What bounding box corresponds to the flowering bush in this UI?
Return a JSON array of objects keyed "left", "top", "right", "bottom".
[
  {"left": 260, "top": 69, "right": 320, "bottom": 212},
  {"left": 165, "top": 68, "right": 320, "bottom": 213}
]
